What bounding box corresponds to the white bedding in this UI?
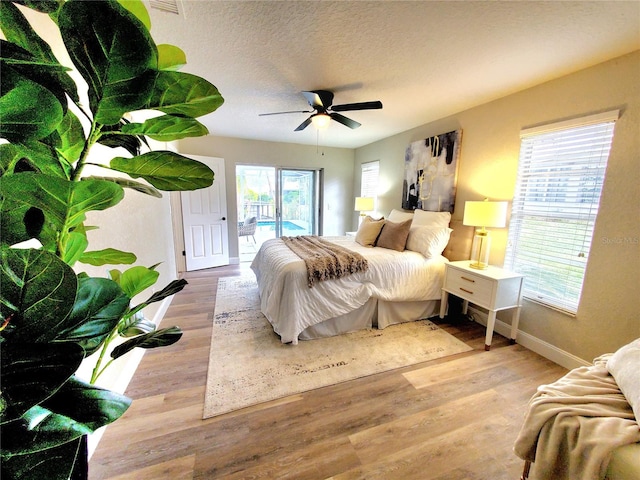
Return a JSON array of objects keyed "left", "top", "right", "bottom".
[{"left": 250, "top": 235, "right": 447, "bottom": 344}]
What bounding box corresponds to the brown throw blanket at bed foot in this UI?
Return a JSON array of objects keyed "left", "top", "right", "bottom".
[{"left": 282, "top": 235, "right": 368, "bottom": 287}]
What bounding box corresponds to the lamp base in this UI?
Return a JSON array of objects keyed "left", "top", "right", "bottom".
[
  {"left": 469, "top": 260, "right": 489, "bottom": 270},
  {"left": 470, "top": 230, "right": 491, "bottom": 270}
]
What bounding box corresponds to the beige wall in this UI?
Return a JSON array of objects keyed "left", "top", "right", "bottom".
[
  {"left": 177, "top": 136, "right": 356, "bottom": 259},
  {"left": 355, "top": 51, "right": 640, "bottom": 362}
]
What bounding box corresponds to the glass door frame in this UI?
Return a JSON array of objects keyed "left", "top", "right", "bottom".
[{"left": 275, "top": 167, "right": 323, "bottom": 238}]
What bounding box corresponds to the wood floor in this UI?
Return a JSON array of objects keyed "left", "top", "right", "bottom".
[{"left": 89, "top": 264, "right": 567, "bottom": 480}]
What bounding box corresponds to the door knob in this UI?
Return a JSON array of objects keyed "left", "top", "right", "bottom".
[{"left": 221, "top": 217, "right": 226, "bottom": 221}]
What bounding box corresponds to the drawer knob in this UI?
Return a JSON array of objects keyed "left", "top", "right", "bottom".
[
  {"left": 460, "top": 287, "right": 474, "bottom": 294},
  {"left": 461, "top": 276, "right": 475, "bottom": 283}
]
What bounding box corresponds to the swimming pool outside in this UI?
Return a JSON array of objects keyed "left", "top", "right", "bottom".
[{"left": 257, "top": 220, "right": 305, "bottom": 231}]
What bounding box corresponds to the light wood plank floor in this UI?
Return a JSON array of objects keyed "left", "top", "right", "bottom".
[{"left": 89, "top": 264, "right": 567, "bottom": 479}]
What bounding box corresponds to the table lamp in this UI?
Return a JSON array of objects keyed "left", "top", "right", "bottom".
[
  {"left": 463, "top": 199, "right": 508, "bottom": 269},
  {"left": 354, "top": 197, "right": 375, "bottom": 223}
]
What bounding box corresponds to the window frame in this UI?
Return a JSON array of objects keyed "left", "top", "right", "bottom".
[{"left": 504, "top": 110, "right": 619, "bottom": 315}]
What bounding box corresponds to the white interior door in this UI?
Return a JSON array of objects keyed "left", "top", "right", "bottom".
[{"left": 181, "top": 156, "right": 229, "bottom": 271}]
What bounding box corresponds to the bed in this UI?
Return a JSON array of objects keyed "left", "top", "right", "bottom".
[{"left": 250, "top": 209, "right": 474, "bottom": 344}]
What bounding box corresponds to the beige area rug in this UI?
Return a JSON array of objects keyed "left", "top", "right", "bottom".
[{"left": 203, "top": 273, "right": 472, "bottom": 419}]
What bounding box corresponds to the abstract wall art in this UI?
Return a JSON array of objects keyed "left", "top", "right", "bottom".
[{"left": 402, "top": 130, "right": 461, "bottom": 213}]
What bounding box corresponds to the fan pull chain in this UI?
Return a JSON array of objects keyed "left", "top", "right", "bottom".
[{"left": 316, "top": 130, "right": 324, "bottom": 156}]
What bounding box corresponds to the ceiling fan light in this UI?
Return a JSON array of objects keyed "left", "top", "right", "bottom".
[{"left": 311, "top": 113, "right": 331, "bottom": 129}]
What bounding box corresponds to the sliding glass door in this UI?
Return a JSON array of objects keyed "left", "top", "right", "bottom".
[
  {"left": 236, "top": 166, "right": 323, "bottom": 258},
  {"left": 277, "top": 168, "right": 322, "bottom": 237}
]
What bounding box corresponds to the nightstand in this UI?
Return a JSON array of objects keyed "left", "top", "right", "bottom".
[{"left": 439, "top": 260, "right": 524, "bottom": 351}]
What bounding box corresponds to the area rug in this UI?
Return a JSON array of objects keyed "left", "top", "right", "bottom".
[{"left": 203, "top": 273, "right": 472, "bottom": 419}]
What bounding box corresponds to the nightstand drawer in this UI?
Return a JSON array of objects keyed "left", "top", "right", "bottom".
[{"left": 444, "top": 269, "right": 493, "bottom": 304}]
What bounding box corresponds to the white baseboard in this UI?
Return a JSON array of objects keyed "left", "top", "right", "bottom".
[
  {"left": 87, "top": 294, "right": 174, "bottom": 459},
  {"left": 467, "top": 306, "right": 589, "bottom": 370}
]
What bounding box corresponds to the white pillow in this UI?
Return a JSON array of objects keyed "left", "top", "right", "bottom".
[
  {"left": 406, "top": 226, "right": 453, "bottom": 258},
  {"left": 607, "top": 338, "right": 640, "bottom": 422},
  {"left": 412, "top": 209, "right": 451, "bottom": 228},
  {"left": 387, "top": 208, "right": 414, "bottom": 223}
]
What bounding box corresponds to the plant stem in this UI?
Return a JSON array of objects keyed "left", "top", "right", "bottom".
[
  {"left": 58, "top": 123, "right": 102, "bottom": 258},
  {"left": 94, "top": 358, "right": 116, "bottom": 383},
  {"left": 90, "top": 328, "right": 118, "bottom": 384},
  {"left": 71, "top": 123, "right": 102, "bottom": 182}
]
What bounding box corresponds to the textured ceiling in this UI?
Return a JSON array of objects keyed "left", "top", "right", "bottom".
[{"left": 147, "top": 1, "right": 639, "bottom": 149}]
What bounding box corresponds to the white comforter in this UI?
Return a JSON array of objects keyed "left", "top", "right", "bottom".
[{"left": 250, "top": 236, "right": 447, "bottom": 344}]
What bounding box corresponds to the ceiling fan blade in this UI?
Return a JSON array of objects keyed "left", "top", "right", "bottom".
[
  {"left": 294, "top": 116, "right": 313, "bottom": 131},
  {"left": 302, "top": 90, "right": 334, "bottom": 110},
  {"left": 330, "top": 112, "right": 361, "bottom": 129},
  {"left": 331, "top": 100, "right": 383, "bottom": 112},
  {"left": 259, "top": 110, "right": 312, "bottom": 116}
]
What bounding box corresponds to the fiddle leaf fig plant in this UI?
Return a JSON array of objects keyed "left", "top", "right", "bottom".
[{"left": 0, "top": 0, "right": 224, "bottom": 478}]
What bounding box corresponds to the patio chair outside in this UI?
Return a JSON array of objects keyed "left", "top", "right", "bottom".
[{"left": 238, "top": 216, "right": 257, "bottom": 243}]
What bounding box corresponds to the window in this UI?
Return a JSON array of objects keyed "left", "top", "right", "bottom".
[
  {"left": 360, "top": 160, "right": 379, "bottom": 199},
  {"left": 504, "top": 110, "right": 618, "bottom": 314}
]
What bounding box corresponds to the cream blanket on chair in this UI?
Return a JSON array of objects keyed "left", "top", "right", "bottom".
[{"left": 513, "top": 355, "right": 640, "bottom": 480}]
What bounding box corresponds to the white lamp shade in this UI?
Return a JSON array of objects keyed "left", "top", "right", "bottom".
[
  {"left": 463, "top": 201, "right": 508, "bottom": 228},
  {"left": 311, "top": 113, "right": 331, "bottom": 129},
  {"left": 354, "top": 197, "right": 375, "bottom": 212}
]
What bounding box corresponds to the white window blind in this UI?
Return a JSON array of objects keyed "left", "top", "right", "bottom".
[
  {"left": 360, "top": 161, "right": 379, "bottom": 199},
  {"left": 504, "top": 110, "right": 618, "bottom": 314}
]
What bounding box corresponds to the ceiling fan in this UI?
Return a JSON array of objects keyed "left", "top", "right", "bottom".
[{"left": 259, "top": 90, "right": 383, "bottom": 131}]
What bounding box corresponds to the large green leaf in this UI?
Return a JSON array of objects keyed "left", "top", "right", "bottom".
[
  {"left": 55, "top": 277, "right": 130, "bottom": 355},
  {"left": 43, "top": 376, "right": 131, "bottom": 431},
  {"left": 61, "top": 231, "right": 88, "bottom": 266},
  {"left": 0, "top": 343, "right": 85, "bottom": 424},
  {"left": 111, "top": 326, "right": 182, "bottom": 359},
  {"left": 9, "top": 1, "right": 61, "bottom": 15},
  {"left": 97, "top": 120, "right": 144, "bottom": 156},
  {"left": 0, "top": 140, "right": 72, "bottom": 178},
  {"left": 157, "top": 44, "right": 186, "bottom": 71},
  {"left": 2, "top": 376, "right": 131, "bottom": 456},
  {"left": 0, "top": 247, "right": 77, "bottom": 343},
  {"left": 85, "top": 176, "right": 163, "bottom": 198},
  {"left": 121, "top": 114, "right": 209, "bottom": 141},
  {"left": 143, "top": 279, "right": 188, "bottom": 305},
  {"left": 147, "top": 70, "right": 224, "bottom": 118},
  {"left": 0, "top": 434, "right": 81, "bottom": 480},
  {"left": 118, "top": 311, "right": 156, "bottom": 337},
  {"left": 117, "top": 0, "right": 151, "bottom": 30},
  {"left": 98, "top": 132, "right": 144, "bottom": 156},
  {"left": 79, "top": 248, "right": 137, "bottom": 267},
  {"left": 110, "top": 151, "right": 214, "bottom": 191},
  {"left": 0, "top": 63, "right": 64, "bottom": 143},
  {"left": 127, "top": 278, "right": 187, "bottom": 319},
  {"left": 0, "top": 173, "right": 125, "bottom": 244},
  {"left": 58, "top": 0, "right": 157, "bottom": 125},
  {"left": 110, "top": 265, "right": 159, "bottom": 298},
  {"left": 0, "top": 40, "right": 74, "bottom": 122},
  {"left": 0, "top": 2, "right": 78, "bottom": 102},
  {"left": 0, "top": 143, "right": 22, "bottom": 175},
  {"left": 53, "top": 109, "right": 85, "bottom": 164},
  {"left": 0, "top": 200, "right": 51, "bottom": 249}
]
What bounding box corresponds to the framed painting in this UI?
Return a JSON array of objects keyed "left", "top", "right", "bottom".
[{"left": 401, "top": 130, "right": 461, "bottom": 213}]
